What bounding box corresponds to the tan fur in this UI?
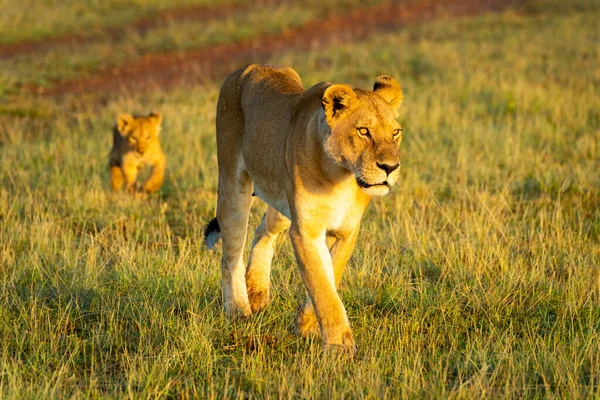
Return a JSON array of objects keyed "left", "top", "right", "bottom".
[
  {"left": 108, "top": 112, "right": 166, "bottom": 194},
  {"left": 210, "top": 65, "right": 403, "bottom": 351}
]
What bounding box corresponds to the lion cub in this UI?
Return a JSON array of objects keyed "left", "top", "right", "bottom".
[{"left": 109, "top": 112, "right": 166, "bottom": 194}]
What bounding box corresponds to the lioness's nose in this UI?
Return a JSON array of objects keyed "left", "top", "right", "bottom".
[{"left": 377, "top": 162, "right": 400, "bottom": 175}]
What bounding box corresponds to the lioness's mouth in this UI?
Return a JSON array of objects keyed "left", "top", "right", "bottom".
[{"left": 356, "top": 177, "right": 390, "bottom": 189}]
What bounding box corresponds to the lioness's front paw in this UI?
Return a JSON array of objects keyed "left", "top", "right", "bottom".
[
  {"left": 294, "top": 304, "right": 320, "bottom": 337},
  {"left": 324, "top": 330, "right": 357, "bottom": 354}
]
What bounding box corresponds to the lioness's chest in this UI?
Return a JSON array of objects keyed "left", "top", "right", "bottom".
[
  {"left": 295, "top": 184, "right": 368, "bottom": 232},
  {"left": 322, "top": 192, "right": 365, "bottom": 231}
]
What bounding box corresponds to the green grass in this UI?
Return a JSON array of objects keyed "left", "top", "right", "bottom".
[{"left": 1, "top": 2, "right": 599, "bottom": 398}]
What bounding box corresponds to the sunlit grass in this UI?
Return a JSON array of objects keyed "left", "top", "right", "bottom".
[{"left": 0, "top": 2, "right": 599, "bottom": 398}]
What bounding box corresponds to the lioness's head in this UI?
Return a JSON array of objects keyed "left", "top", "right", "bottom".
[
  {"left": 117, "top": 112, "right": 162, "bottom": 154},
  {"left": 321, "top": 76, "right": 403, "bottom": 196}
]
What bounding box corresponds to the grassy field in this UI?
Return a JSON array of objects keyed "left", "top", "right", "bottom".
[{"left": 1, "top": 1, "right": 599, "bottom": 398}]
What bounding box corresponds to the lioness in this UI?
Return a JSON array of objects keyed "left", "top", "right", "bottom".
[
  {"left": 109, "top": 112, "right": 166, "bottom": 194},
  {"left": 205, "top": 65, "right": 403, "bottom": 351}
]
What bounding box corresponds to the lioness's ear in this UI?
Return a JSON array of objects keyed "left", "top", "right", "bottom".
[
  {"left": 373, "top": 75, "right": 403, "bottom": 113},
  {"left": 322, "top": 84, "right": 356, "bottom": 121},
  {"left": 117, "top": 113, "right": 134, "bottom": 136}
]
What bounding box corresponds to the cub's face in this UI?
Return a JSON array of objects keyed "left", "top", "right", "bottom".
[
  {"left": 117, "top": 112, "right": 162, "bottom": 154},
  {"left": 322, "top": 76, "right": 403, "bottom": 196}
]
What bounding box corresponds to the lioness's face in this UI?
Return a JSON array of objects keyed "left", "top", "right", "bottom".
[
  {"left": 322, "top": 77, "right": 403, "bottom": 196},
  {"left": 117, "top": 112, "right": 162, "bottom": 154}
]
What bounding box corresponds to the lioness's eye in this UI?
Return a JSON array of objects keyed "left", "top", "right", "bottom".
[
  {"left": 393, "top": 128, "right": 403, "bottom": 139},
  {"left": 357, "top": 127, "right": 370, "bottom": 137}
]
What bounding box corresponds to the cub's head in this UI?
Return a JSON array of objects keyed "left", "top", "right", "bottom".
[
  {"left": 116, "top": 112, "right": 162, "bottom": 154},
  {"left": 321, "top": 76, "right": 403, "bottom": 196}
]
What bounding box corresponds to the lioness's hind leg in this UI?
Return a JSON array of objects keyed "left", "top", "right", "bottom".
[
  {"left": 215, "top": 65, "right": 256, "bottom": 318},
  {"left": 246, "top": 206, "right": 291, "bottom": 313},
  {"left": 216, "top": 170, "right": 254, "bottom": 318}
]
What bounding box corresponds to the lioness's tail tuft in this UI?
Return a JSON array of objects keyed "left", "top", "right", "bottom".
[{"left": 204, "top": 217, "right": 221, "bottom": 250}]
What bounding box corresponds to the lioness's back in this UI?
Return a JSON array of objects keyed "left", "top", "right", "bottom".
[{"left": 216, "top": 65, "right": 306, "bottom": 170}]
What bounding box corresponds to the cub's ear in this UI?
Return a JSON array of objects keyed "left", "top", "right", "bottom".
[
  {"left": 373, "top": 75, "right": 403, "bottom": 114},
  {"left": 117, "top": 113, "right": 134, "bottom": 136},
  {"left": 322, "top": 84, "right": 356, "bottom": 121},
  {"left": 149, "top": 111, "right": 162, "bottom": 126}
]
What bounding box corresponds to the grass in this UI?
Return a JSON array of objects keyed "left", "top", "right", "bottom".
[{"left": 1, "top": 1, "right": 599, "bottom": 398}]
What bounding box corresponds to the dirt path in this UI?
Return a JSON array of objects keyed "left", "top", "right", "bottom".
[{"left": 35, "top": 0, "right": 514, "bottom": 96}]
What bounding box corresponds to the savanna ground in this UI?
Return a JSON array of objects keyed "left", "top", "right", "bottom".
[{"left": 1, "top": 0, "right": 599, "bottom": 398}]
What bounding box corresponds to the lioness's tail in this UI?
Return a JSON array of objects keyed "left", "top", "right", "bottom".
[{"left": 204, "top": 217, "right": 221, "bottom": 250}]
